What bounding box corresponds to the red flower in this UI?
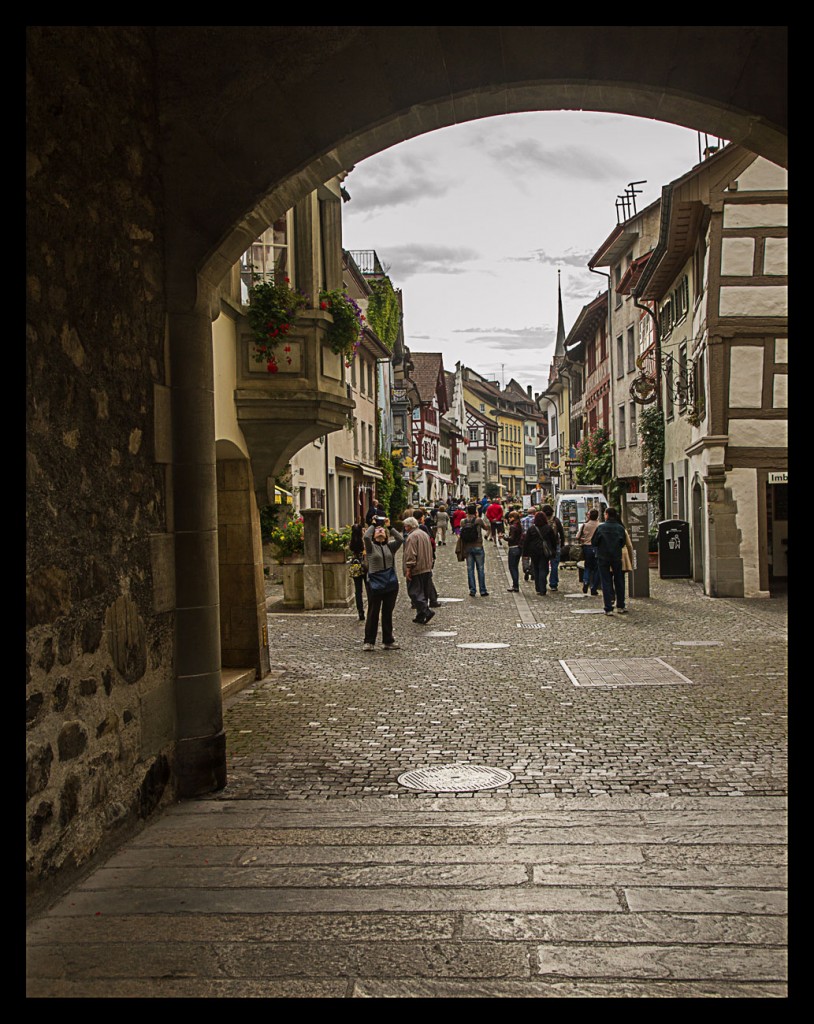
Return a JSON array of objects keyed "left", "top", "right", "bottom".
[
  {"left": 320, "top": 301, "right": 328, "bottom": 310},
  {"left": 284, "top": 345, "right": 291, "bottom": 352},
  {"left": 267, "top": 360, "right": 279, "bottom": 374}
]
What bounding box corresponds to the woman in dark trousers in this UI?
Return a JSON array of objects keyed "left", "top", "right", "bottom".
[
  {"left": 522, "top": 510, "right": 558, "bottom": 596},
  {"left": 505, "top": 510, "right": 523, "bottom": 591},
  {"left": 348, "top": 518, "right": 369, "bottom": 621},
  {"left": 362, "top": 520, "right": 404, "bottom": 650}
]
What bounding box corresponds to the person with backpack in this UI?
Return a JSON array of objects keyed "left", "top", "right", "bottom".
[
  {"left": 540, "top": 503, "right": 566, "bottom": 592},
  {"left": 456, "top": 503, "right": 489, "bottom": 597},
  {"left": 522, "top": 510, "right": 558, "bottom": 596}
]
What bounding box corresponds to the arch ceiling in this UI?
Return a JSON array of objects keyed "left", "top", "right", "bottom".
[{"left": 154, "top": 26, "right": 787, "bottom": 308}]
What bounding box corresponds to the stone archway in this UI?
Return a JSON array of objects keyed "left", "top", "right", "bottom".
[{"left": 153, "top": 26, "right": 787, "bottom": 313}]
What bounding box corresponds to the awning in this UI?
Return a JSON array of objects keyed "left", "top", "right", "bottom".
[
  {"left": 273, "top": 486, "right": 293, "bottom": 504},
  {"left": 426, "top": 470, "right": 454, "bottom": 485},
  {"left": 362, "top": 466, "right": 384, "bottom": 480}
]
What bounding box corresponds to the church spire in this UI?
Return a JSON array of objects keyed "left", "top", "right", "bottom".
[{"left": 554, "top": 269, "right": 566, "bottom": 359}]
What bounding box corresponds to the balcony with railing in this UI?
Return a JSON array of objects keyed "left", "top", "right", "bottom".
[{"left": 347, "top": 250, "right": 386, "bottom": 278}]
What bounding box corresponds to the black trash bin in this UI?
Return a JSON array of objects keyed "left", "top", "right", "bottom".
[{"left": 658, "top": 520, "right": 691, "bottom": 578}]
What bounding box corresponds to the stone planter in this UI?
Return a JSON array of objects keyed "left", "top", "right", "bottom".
[{"left": 279, "top": 551, "right": 352, "bottom": 607}]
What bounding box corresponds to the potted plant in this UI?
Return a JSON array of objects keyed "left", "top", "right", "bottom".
[
  {"left": 268, "top": 517, "right": 306, "bottom": 561},
  {"left": 246, "top": 271, "right": 308, "bottom": 373},
  {"left": 320, "top": 525, "right": 352, "bottom": 562},
  {"left": 319, "top": 290, "right": 365, "bottom": 366}
]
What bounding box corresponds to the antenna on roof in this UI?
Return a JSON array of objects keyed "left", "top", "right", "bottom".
[
  {"left": 616, "top": 180, "right": 647, "bottom": 224},
  {"left": 697, "top": 132, "right": 722, "bottom": 162}
]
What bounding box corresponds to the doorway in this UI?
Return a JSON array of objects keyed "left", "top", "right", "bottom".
[
  {"left": 692, "top": 480, "right": 704, "bottom": 585},
  {"left": 766, "top": 480, "right": 788, "bottom": 591}
]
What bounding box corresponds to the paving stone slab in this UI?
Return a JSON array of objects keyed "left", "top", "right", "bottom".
[
  {"left": 26, "top": 911, "right": 461, "bottom": 946},
  {"left": 463, "top": 911, "right": 787, "bottom": 944},
  {"left": 530, "top": 864, "right": 786, "bottom": 888},
  {"left": 82, "top": 863, "right": 531, "bottom": 889},
  {"left": 215, "top": 939, "right": 531, "bottom": 978},
  {"left": 42, "top": 885, "right": 623, "bottom": 915},
  {"left": 350, "top": 978, "right": 788, "bottom": 998},
  {"left": 623, "top": 887, "right": 787, "bottom": 914},
  {"left": 228, "top": 843, "right": 648, "bottom": 866},
  {"left": 535, "top": 943, "right": 787, "bottom": 980},
  {"left": 27, "top": 978, "right": 351, "bottom": 998},
  {"left": 508, "top": 826, "right": 787, "bottom": 845}
]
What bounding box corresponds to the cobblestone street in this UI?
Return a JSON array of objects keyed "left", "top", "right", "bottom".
[{"left": 223, "top": 540, "right": 787, "bottom": 801}]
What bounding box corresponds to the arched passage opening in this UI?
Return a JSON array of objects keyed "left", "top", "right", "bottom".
[{"left": 159, "top": 26, "right": 786, "bottom": 797}]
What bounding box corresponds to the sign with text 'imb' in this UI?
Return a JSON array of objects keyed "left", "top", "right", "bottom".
[
  {"left": 768, "top": 472, "right": 787, "bottom": 484},
  {"left": 624, "top": 492, "right": 650, "bottom": 599}
]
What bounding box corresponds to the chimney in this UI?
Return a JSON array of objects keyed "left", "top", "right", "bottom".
[{"left": 527, "top": 385, "right": 532, "bottom": 398}]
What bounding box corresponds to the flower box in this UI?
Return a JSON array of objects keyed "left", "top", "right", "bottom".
[{"left": 280, "top": 555, "right": 352, "bottom": 607}]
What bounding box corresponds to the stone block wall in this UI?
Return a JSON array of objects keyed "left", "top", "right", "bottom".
[{"left": 26, "top": 27, "right": 176, "bottom": 912}]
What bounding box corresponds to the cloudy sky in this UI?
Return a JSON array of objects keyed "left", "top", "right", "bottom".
[{"left": 342, "top": 110, "right": 723, "bottom": 396}]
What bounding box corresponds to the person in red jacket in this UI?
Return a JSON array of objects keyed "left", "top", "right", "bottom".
[
  {"left": 485, "top": 498, "right": 504, "bottom": 544},
  {"left": 450, "top": 505, "right": 467, "bottom": 536}
]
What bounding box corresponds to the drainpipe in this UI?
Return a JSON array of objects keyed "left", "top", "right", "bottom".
[
  {"left": 632, "top": 183, "right": 673, "bottom": 414},
  {"left": 590, "top": 267, "right": 613, "bottom": 484}
]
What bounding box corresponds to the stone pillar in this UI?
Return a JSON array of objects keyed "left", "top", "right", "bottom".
[
  {"left": 294, "top": 192, "right": 320, "bottom": 305},
  {"left": 301, "top": 508, "right": 324, "bottom": 610},
  {"left": 319, "top": 191, "right": 343, "bottom": 292},
  {"left": 169, "top": 306, "right": 226, "bottom": 796},
  {"left": 703, "top": 464, "right": 744, "bottom": 598}
]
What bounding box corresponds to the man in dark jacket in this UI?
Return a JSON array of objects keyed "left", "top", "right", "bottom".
[
  {"left": 592, "top": 507, "right": 628, "bottom": 615},
  {"left": 540, "top": 504, "right": 566, "bottom": 591},
  {"left": 365, "top": 500, "right": 386, "bottom": 526}
]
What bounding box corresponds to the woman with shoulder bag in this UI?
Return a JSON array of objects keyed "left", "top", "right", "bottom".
[
  {"left": 522, "top": 511, "right": 558, "bottom": 596},
  {"left": 362, "top": 519, "right": 403, "bottom": 651},
  {"left": 577, "top": 507, "right": 601, "bottom": 595}
]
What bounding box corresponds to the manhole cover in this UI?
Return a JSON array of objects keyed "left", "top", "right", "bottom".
[
  {"left": 426, "top": 630, "right": 458, "bottom": 637},
  {"left": 397, "top": 762, "right": 515, "bottom": 792},
  {"left": 457, "top": 642, "right": 510, "bottom": 649}
]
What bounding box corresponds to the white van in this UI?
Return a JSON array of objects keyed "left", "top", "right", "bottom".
[{"left": 554, "top": 486, "right": 609, "bottom": 545}]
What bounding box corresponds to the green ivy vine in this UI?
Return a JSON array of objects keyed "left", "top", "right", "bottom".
[
  {"left": 365, "top": 277, "right": 400, "bottom": 351},
  {"left": 639, "top": 405, "right": 665, "bottom": 521}
]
